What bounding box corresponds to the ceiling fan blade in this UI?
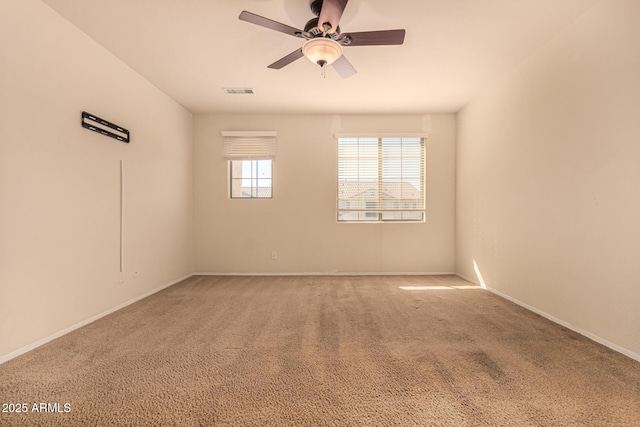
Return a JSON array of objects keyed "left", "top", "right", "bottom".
[
  {"left": 332, "top": 55, "right": 357, "bottom": 79},
  {"left": 339, "top": 29, "right": 406, "bottom": 46},
  {"left": 268, "top": 48, "right": 305, "bottom": 69},
  {"left": 318, "top": 0, "right": 349, "bottom": 34},
  {"left": 239, "top": 11, "right": 303, "bottom": 37}
]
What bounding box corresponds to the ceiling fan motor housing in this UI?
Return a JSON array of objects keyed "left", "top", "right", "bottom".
[
  {"left": 309, "top": 0, "right": 341, "bottom": 38},
  {"left": 304, "top": 19, "right": 340, "bottom": 39}
]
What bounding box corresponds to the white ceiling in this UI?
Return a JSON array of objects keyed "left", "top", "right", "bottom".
[{"left": 42, "top": 0, "right": 598, "bottom": 114}]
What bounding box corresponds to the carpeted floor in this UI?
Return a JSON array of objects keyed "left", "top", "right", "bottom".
[{"left": 1, "top": 275, "right": 639, "bottom": 426}]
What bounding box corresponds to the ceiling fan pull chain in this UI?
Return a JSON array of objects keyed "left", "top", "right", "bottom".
[{"left": 316, "top": 59, "right": 328, "bottom": 78}]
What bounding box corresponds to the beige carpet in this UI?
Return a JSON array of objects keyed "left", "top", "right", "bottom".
[{"left": 1, "top": 275, "right": 639, "bottom": 426}]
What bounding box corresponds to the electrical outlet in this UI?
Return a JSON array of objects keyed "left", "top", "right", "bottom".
[{"left": 271, "top": 251, "right": 277, "bottom": 260}]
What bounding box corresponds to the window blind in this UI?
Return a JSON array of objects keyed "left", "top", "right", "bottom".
[
  {"left": 337, "top": 136, "right": 425, "bottom": 222},
  {"left": 222, "top": 131, "right": 277, "bottom": 160}
]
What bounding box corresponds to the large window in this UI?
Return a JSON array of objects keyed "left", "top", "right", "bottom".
[
  {"left": 230, "top": 159, "right": 272, "bottom": 199},
  {"left": 337, "top": 136, "right": 425, "bottom": 222}
]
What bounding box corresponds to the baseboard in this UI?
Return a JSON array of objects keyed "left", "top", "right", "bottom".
[
  {"left": 455, "top": 272, "right": 485, "bottom": 287},
  {"left": 455, "top": 273, "right": 640, "bottom": 363},
  {"left": 195, "top": 271, "right": 457, "bottom": 276},
  {"left": 9, "top": 271, "right": 635, "bottom": 365},
  {"left": 0, "top": 273, "right": 194, "bottom": 365}
]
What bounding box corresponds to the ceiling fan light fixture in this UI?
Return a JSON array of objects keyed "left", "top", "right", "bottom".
[{"left": 302, "top": 38, "right": 343, "bottom": 66}]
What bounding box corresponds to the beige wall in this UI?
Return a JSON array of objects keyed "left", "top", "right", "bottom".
[
  {"left": 194, "top": 114, "right": 456, "bottom": 274},
  {"left": 456, "top": 0, "right": 640, "bottom": 358},
  {"left": 0, "top": 0, "right": 194, "bottom": 359},
  {"left": 5, "top": 0, "right": 636, "bottom": 364}
]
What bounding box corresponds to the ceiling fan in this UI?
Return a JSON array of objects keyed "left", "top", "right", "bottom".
[{"left": 239, "top": 0, "right": 406, "bottom": 78}]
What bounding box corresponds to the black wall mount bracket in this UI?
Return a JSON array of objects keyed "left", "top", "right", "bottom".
[{"left": 82, "top": 111, "right": 130, "bottom": 143}]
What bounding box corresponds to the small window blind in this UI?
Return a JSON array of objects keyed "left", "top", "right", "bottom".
[
  {"left": 337, "top": 136, "right": 425, "bottom": 222},
  {"left": 222, "top": 131, "right": 277, "bottom": 159}
]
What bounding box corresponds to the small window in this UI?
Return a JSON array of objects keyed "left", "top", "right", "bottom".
[
  {"left": 230, "top": 159, "right": 272, "bottom": 199},
  {"left": 337, "top": 136, "right": 425, "bottom": 222},
  {"left": 222, "top": 130, "right": 276, "bottom": 200}
]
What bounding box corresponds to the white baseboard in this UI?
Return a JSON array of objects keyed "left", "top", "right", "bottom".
[
  {"left": 455, "top": 272, "right": 484, "bottom": 286},
  {"left": 0, "top": 273, "right": 194, "bottom": 365},
  {"left": 9, "top": 272, "right": 635, "bottom": 366},
  {"left": 194, "top": 271, "right": 457, "bottom": 276},
  {"left": 455, "top": 273, "right": 640, "bottom": 363}
]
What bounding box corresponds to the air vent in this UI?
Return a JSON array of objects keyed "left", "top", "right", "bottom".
[{"left": 223, "top": 88, "right": 254, "bottom": 95}]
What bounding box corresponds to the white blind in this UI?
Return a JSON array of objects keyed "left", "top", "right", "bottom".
[
  {"left": 222, "top": 131, "right": 277, "bottom": 160},
  {"left": 337, "top": 136, "right": 425, "bottom": 221}
]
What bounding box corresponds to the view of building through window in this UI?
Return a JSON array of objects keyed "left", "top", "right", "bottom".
[
  {"left": 337, "top": 137, "right": 425, "bottom": 222},
  {"left": 230, "top": 159, "right": 272, "bottom": 198}
]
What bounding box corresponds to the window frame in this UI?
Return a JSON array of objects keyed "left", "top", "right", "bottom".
[
  {"left": 336, "top": 134, "right": 426, "bottom": 223},
  {"left": 222, "top": 130, "right": 276, "bottom": 200},
  {"left": 229, "top": 159, "right": 273, "bottom": 199}
]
